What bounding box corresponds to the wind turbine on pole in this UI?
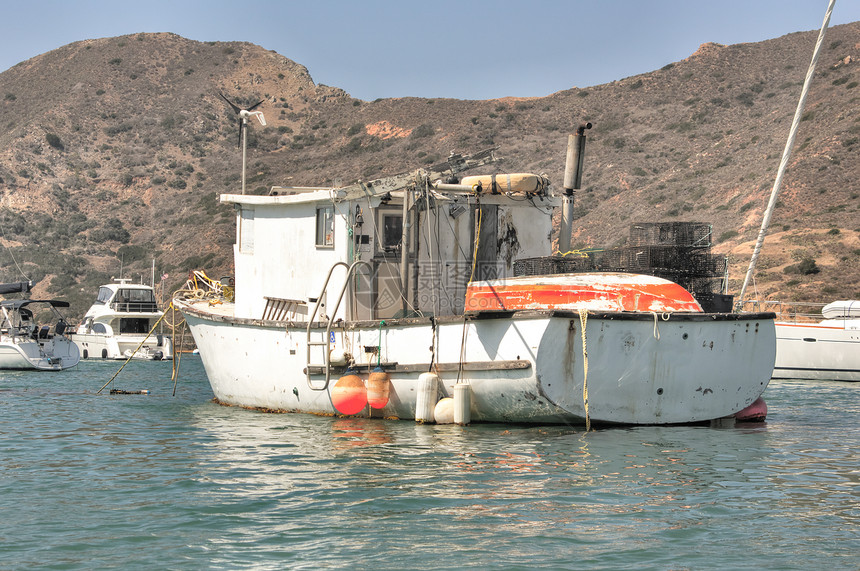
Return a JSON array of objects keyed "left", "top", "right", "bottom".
[{"left": 219, "top": 92, "right": 266, "bottom": 194}]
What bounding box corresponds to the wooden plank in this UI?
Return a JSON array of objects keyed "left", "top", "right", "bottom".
[
  {"left": 304, "top": 359, "right": 531, "bottom": 376},
  {"left": 262, "top": 296, "right": 306, "bottom": 321}
]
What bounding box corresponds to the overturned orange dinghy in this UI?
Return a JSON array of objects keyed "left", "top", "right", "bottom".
[{"left": 465, "top": 272, "right": 704, "bottom": 313}]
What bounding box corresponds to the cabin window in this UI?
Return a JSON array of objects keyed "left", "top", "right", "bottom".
[
  {"left": 119, "top": 318, "right": 150, "bottom": 334},
  {"left": 96, "top": 287, "right": 112, "bottom": 305},
  {"left": 316, "top": 206, "right": 334, "bottom": 247},
  {"left": 239, "top": 208, "right": 255, "bottom": 253},
  {"left": 381, "top": 212, "right": 402, "bottom": 253},
  {"left": 114, "top": 289, "right": 158, "bottom": 312}
]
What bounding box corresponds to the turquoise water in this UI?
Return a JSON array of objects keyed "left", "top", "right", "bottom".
[{"left": 0, "top": 358, "right": 858, "bottom": 570}]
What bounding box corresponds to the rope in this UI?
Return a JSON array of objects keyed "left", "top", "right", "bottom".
[
  {"left": 422, "top": 179, "right": 443, "bottom": 317},
  {"left": 171, "top": 302, "right": 187, "bottom": 396},
  {"left": 468, "top": 201, "right": 482, "bottom": 284},
  {"left": 377, "top": 320, "right": 384, "bottom": 367},
  {"left": 429, "top": 316, "right": 438, "bottom": 374},
  {"left": 557, "top": 248, "right": 593, "bottom": 258},
  {"left": 0, "top": 220, "right": 30, "bottom": 282},
  {"left": 168, "top": 277, "right": 229, "bottom": 396},
  {"left": 579, "top": 308, "right": 590, "bottom": 432},
  {"left": 649, "top": 312, "right": 660, "bottom": 340},
  {"left": 649, "top": 312, "right": 671, "bottom": 339},
  {"left": 456, "top": 314, "right": 469, "bottom": 384},
  {"left": 177, "top": 270, "right": 235, "bottom": 301},
  {"left": 97, "top": 310, "right": 168, "bottom": 394}
]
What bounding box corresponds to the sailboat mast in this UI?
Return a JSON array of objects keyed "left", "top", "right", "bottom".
[{"left": 736, "top": 0, "right": 835, "bottom": 310}]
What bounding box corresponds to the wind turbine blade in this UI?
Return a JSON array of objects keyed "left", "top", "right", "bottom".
[
  {"left": 219, "top": 92, "right": 242, "bottom": 115},
  {"left": 237, "top": 119, "right": 243, "bottom": 148},
  {"left": 247, "top": 99, "right": 265, "bottom": 112}
]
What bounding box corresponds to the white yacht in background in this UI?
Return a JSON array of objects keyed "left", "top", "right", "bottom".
[{"left": 72, "top": 279, "right": 172, "bottom": 360}]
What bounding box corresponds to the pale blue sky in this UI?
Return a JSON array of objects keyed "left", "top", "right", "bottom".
[{"left": 1, "top": 0, "right": 856, "bottom": 100}]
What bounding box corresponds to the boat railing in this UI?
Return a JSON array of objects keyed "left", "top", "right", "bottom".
[
  {"left": 109, "top": 301, "right": 159, "bottom": 313},
  {"left": 262, "top": 297, "right": 306, "bottom": 322},
  {"left": 739, "top": 299, "right": 825, "bottom": 322},
  {"left": 305, "top": 260, "right": 371, "bottom": 391}
]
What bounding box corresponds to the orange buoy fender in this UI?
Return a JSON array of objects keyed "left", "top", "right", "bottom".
[
  {"left": 367, "top": 367, "right": 391, "bottom": 409},
  {"left": 735, "top": 397, "right": 767, "bottom": 423},
  {"left": 331, "top": 372, "right": 367, "bottom": 415}
]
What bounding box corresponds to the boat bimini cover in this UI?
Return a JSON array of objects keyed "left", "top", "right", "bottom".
[
  {"left": 0, "top": 281, "right": 32, "bottom": 295},
  {"left": 0, "top": 299, "right": 71, "bottom": 310}
]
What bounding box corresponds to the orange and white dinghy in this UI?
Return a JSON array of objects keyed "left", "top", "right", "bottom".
[{"left": 465, "top": 273, "right": 703, "bottom": 314}]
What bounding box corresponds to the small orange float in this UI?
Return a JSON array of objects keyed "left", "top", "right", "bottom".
[
  {"left": 367, "top": 367, "right": 391, "bottom": 409},
  {"left": 331, "top": 371, "right": 367, "bottom": 415}
]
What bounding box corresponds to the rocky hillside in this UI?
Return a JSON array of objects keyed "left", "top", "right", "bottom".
[{"left": 1, "top": 27, "right": 859, "bottom": 320}]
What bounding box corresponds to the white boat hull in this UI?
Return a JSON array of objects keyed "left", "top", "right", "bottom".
[
  {"left": 72, "top": 333, "right": 172, "bottom": 361},
  {"left": 0, "top": 337, "right": 80, "bottom": 371},
  {"left": 178, "top": 300, "right": 775, "bottom": 425},
  {"left": 774, "top": 321, "right": 860, "bottom": 381}
]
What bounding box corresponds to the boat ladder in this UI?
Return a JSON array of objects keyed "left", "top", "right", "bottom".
[{"left": 305, "top": 260, "right": 370, "bottom": 390}]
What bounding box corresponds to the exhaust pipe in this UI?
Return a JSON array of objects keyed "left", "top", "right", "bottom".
[{"left": 559, "top": 122, "right": 592, "bottom": 253}]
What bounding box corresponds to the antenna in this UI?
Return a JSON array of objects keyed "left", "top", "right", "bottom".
[{"left": 219, "top": 92, "right": 266, "bottom": 194}]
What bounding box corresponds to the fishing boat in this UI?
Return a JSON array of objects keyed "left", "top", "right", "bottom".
[
  {"left": 771, "top": 301, "right": 860, "bottom": 382},
  {"left": 0, "top": 282, "right": 80, "bottom": 371},
  {"left": 174, "top": 131, "right": 775, "bottom": 426},
  {"left": 71, "top": 279, "right": 172, "bottom": 360}
]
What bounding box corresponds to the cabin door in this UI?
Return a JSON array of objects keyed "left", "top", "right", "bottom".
[
  {"left": 471, "top": 204, "right": 499, "bottom": 281},
  {"left": 371, "top": 207, "right": 412, "bottom": 319}
]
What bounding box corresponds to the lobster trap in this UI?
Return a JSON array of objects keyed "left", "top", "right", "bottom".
[
  {"left": 514, "top": 222, "right": 731, "bottom": 311},
  {"left": 629, "top": 222, "right": 712, "bottom": 248}
]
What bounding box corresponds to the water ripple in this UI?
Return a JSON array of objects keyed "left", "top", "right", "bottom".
[{"left": 0, "top": 363, "right": 858, "bottom": 569}]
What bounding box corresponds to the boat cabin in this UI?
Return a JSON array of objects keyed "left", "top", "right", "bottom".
[
  {"left": 94, "top": 284, "right": 159, "bottom": 313},
  {"left": 77, "top": 281, "right": 161, "bottom": 336},
  {"left": 222, "top": 163, "right": 559, "bottom": 323}
]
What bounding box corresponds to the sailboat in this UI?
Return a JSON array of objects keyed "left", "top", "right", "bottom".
[
  {"left": 736, "top": 1, "right": 853, "bottom": 382},
  {"left": 0, "top": 281, "right": 80, "bottom": 371}
]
